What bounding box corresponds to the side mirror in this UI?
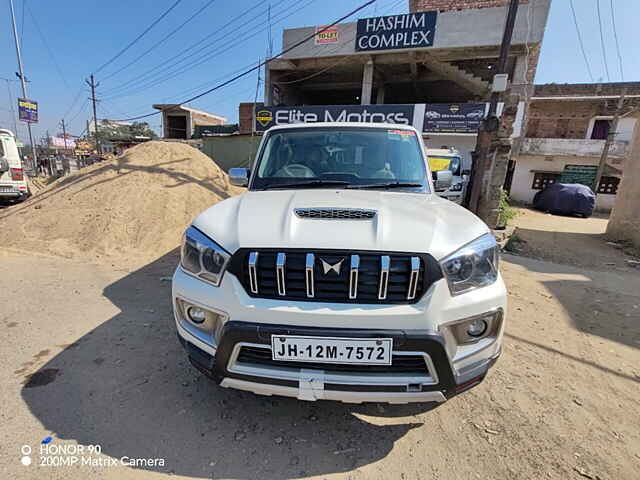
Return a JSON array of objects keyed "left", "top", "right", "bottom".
[
  {"left": 229, "top": 168, "right": 249, "bottom": 187},
  {"left": 435, "top": 170, "right": 453, "bottom": 191},
  {"left": 461, "top": 169, "right": 471, "bottom": 176}
]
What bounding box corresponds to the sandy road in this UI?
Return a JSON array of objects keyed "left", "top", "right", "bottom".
[{"left": 0, "top": 245, "right": 638, "bottom": 480}]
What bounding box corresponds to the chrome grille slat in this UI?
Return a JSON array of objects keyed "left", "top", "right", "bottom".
[
  {"left": 378, "top": 256, "right": 390, "bottom": 300},
  {"left": 248, "top": 252, "right": 259, "bottom": 294},
  {"left": 349, "top": 255, "right": 360, "bottom": 299},
  {"left": 276, "top": 253, "right": 286, "bottom": 296},
  {"left": 305, "top": 253, "right": 315, "bottom": 298},
  {"left": 294, "top": 207, "right": 377, "bottom": 220},
  {"left": 407, "top": 256, "right": 420, "bottom": 300}
]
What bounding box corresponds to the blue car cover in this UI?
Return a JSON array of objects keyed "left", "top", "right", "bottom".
[{"left": 533, "top": 183, "right": 596, "bottom": 217}]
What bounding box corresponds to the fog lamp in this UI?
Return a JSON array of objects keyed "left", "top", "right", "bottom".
[
  {"left": 187, "top": 306, "right": 206, "bottom": 324},
  {"left": 466, "top": 319, "right": 488, "bottom": 337}
]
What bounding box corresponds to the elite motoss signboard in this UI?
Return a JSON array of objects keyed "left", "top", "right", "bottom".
[
  {"left": 355, "top": 12, "right": 437, "bottom": 52},
  {"left": 18, "top": 98, "right": 38, "bottom": 123},
  {"left": 423, "top": 104, "right": 486, "bottom": 133},
  {"left": 255, "top": 105, "right": 416, "bottom": 132},
  {"left": 255, "top": 104, "right": 486, "bottom": 134}
]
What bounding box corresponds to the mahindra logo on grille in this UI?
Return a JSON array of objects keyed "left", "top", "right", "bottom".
[{"left": 320, "top": 258, "right": 344, "bottom": 275}]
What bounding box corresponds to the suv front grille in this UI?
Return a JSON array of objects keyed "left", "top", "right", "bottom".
[
  {"left": 228, "top": 248, "right": 443, "bottom": 304},
  {"left": 237, "top": 346, "right": 429, "bottom": 375}
]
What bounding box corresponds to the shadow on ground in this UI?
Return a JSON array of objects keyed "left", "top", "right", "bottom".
[
  {"left": 21, "top": 250, "right": 438, "bottom": 478},
  {"left": 505, "top": 253, "right": 640, "bottom": 355}
]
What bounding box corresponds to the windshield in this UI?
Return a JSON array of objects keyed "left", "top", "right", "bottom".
[
  {"left": 251, "top": 127, "right": 429, "bottom": 192},
  {"left": 429, "top": 155, "right": 461, "bottom": 176}
]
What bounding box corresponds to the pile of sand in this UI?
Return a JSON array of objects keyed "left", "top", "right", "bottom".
[{"left": 0, "top": 141, "right": 241, "bottom": 265}]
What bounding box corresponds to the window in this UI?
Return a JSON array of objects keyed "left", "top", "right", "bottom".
[
  {"left": 597, "top": 176, "right": 620, "bottom": 195},
  {"left": 590, "top": 119, "right": 611, "bottom": 140},
  {"left": 532, "top": 172, "right": 560, "bottom": 190},
  {"left": 252, "top": 127, "right": 428, "bottom": 192}
]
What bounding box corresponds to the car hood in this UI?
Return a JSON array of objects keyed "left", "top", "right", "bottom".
[{"left": 192, "top": 190, "right": 489, "bottom": 260}]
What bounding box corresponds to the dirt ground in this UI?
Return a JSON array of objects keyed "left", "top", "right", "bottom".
[
  {"left": 1, "top": 216, "right": 639, "bottom": 479},
  {"left": 507, "top": 207, "right": 640, "bottom": 272}
]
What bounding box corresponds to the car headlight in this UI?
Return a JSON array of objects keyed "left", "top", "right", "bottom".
[
  {"left": 180, "top": 226, "right": 231, "bottom": 287},
  {"left": 449, "top": 182, "right": 463, "bottom": 192},
  {"left": 440, "top": 233, "right": 499, "bottom": 295}
]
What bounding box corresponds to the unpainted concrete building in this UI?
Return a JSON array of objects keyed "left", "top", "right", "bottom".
[
  {"left": 153, "top": 104, "right": 226, "bottom": 140},
  {"left": 508, "top": 82, "right": 640, "bottom": 212}
]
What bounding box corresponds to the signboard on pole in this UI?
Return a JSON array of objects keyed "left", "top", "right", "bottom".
[
  {"left": 18, "top": 98, "right": 38, "bottom": 123},
  {"left": 355, "top": 12, "right": 437, "bottom": 52},
  {"left": 423, "top": 103, "right": 486, "bottom": 133}
]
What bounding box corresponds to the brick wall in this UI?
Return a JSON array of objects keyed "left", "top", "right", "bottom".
[
  {"left": 534, "top": 82, "right": 640, "bottom": 98},
  {"left": 410, "top": 0, "right": 528, "bottom": 12},
  {"left": 238, "top": 102, "right": 263, "bottom": 134}
]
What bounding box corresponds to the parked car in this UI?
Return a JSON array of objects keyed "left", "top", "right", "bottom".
[
  {"left": 172, "top": 123, "right": 506, "bottom": 404},
  {"left": 533, "top": 183, "right": 595, "bottom": 217},
  {"left": 0, "top": 129, "right": 30, "bottom": 203},
  {"left": 427, "top": 147, "right": 470, "bottom": 205}
]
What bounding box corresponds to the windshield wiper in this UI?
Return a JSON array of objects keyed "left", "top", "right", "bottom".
[
  {"left": 346, "top": 182, "right": 424, "bottom": 190},
  {"left": 261, "top": 180, "right": 350, "bottom": 190}
]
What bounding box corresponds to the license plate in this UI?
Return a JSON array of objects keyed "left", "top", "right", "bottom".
[{"left": 271, "top": 335, "right": 393, "bottom": 365}]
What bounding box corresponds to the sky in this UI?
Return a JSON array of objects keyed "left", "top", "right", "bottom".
[{"left": 0, "top": 0, "right": 638, "bottom": 144}]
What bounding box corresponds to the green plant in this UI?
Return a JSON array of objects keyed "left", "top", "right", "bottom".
[{"left": 497, "top": 189, "right": 517, "bottom": 227}]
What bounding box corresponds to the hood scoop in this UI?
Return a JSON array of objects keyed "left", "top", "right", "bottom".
[{"left": 294, "top": 207, "right": 377, "bottom": 220}]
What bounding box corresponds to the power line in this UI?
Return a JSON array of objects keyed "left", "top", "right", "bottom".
[
  {"left": 101, "top": 0, "right": 218, "bottom": 81},
  {"left": 595, "top": 0, "right": 610, "bottom": 81},
  {"left": 609, "top": 0, "right": 624, "bottom": 81},
  {"left": 569, "top": 0, "right": 594, "bottom": 82},
  {"left": 111, "top": 0, "right": 377, "bottom": 122},
  {"left": 101, "top": 0, "right": 292, "bottom": 98},
  {"left": 94, "top": 0, "right": 183, "bottom": 74},
  {"left": 25, "top": 1, "right": 71, "bottom": 91}
]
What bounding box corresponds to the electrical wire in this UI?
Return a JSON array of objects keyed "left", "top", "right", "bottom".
[
  {"left": 94, "top": 0, "right": 183, "bottom": 74},
  {"left": 101, "top": 0, "right": 218, "bottom": 81},
  {"left": 110, "top": 0, "right": 376, "bottom": 122},
  {"left": 68, "top": 99, "right": 89, "bottom": 124},
  {"left": 595, "top": 0, "right": 610, "bottom": 81},
  {"left": 63, "top": 89, "right": 85, "bottom": 119},
  {"left": 101, "top": 0, "right": 294, "bottom": 98},
  {"left": 569, "top": 0, "right": 594, "bottom": 82},
  {"left": 26, "top": 2, "right": 71, "bottom": 91},
  {"left": 609, "top": 0, "right": 624, "bottom": 81}
]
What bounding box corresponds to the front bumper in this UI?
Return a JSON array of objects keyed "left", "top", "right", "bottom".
[{"left": 173, "top": 264, "right": 505, "bottom": 403}]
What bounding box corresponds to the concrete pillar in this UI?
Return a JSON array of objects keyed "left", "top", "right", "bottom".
[
  {"left": 376, "top": 85, "right": 385, "bottom": 104},
  {"left": 361, "top": 60, "right": 374, "bottom": 105},
  {"left": 607, "top": 113, "right": 640, "bottom": 247}
]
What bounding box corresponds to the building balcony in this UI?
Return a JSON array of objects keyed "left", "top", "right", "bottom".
[{"left": 520, "top": 137, "right": 629, "bottom": 159}]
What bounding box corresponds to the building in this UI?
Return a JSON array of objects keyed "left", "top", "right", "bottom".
[
  {"left": 507, "top": 82, "right": 640, "bottom": 211},
  {"left": 607, "top": 112, "right": 640, "bottom": 248},
  {"left": 230, "top": 0, "right": 551, "bottom": 181},
  {"left": 153, "top": 104, "right": 226, "bottom": 140}
]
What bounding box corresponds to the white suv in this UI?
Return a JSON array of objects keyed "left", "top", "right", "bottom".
[
  {"left": 0, "top": 129, "right": 29, "bottom": 203},
  {"left": 172, "top": 123, "right": 506, "bottom": 404}
]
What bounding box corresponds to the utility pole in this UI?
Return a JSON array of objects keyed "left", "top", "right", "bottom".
[
  {"left": 60, "top": 119, "right": 68, "bottom": 150},
  {"left": 594, "top": 91, "right": 625, "bottom": 193},
  {"left": 86, "top": 74, "right": 101, "bottom": 154},
  {"left": 9, "top": 0, "right": 38, "bottom": 171},
  {"left": 466, "top": 0, "right": 520, "bottom": 225}
]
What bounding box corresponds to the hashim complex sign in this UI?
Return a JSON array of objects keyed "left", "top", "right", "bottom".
[
  {"left": 18, "top": 97, "right": 38, "bottom": 123},
  {"left": 255, "top": 104, "right": 486, "bottom": 133},
  {"left": 355, "top": 12, "right": 437, "bottom": 52}
]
